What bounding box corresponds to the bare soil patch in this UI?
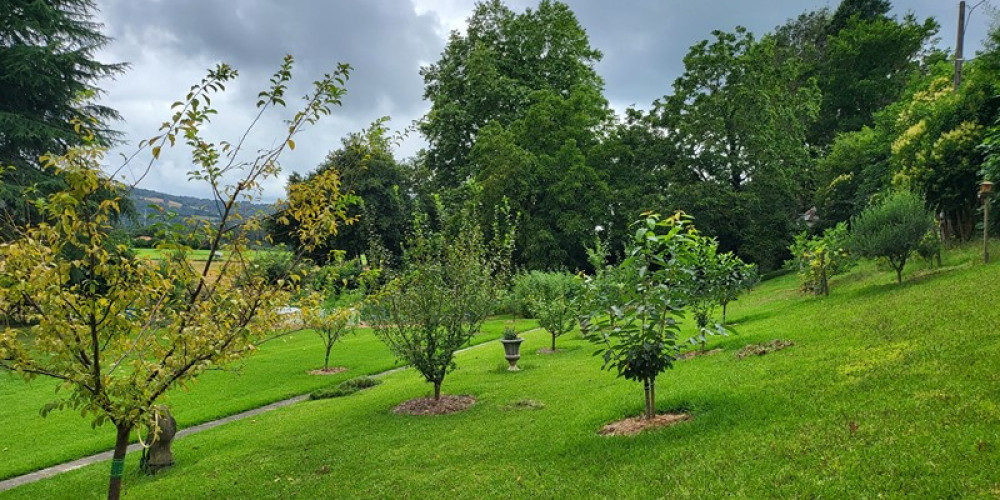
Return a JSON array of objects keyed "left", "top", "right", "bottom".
[
  {"left": 392, "top": 395, "right": 476, "bottom": 415},
  {"left": 735, "top": 340, "right": 794, "bottom": 360},
  {"left": 308, "top": 366, "right": 348, "bottom": 376},
  {"left": 599, "top": 413, "right": 691, "bottom": 436},
  {"left": 537, "top": 348, "right": 560, "bottom": 355},
  {"left": 677, "top": 348, "right": 723, "bottom": 360}
]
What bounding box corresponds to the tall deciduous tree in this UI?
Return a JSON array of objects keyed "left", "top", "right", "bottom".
[
  {"left": 420, "top": 0, "right": 605, "bottom": 188},
  {"left": 420, "top": 0, "right": 610, "bottom": 269},
  {"left": 0, "top": 57, "right": 353, "bottom": 500},
  {"left": 269, "top": 119, "right": 409, "bottom": 263},
  {"left": 774, "top": 0, "right": 938, "bottom": 147},
  {"left": 0, "top": 0, "right": 127, "bottom": 238},
  {"left": 655, "top": 28, "right": 820, "bottom": 270}
]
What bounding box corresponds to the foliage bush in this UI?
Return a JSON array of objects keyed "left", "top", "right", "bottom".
[
  {"left": 248, "top": 247, "right": 308, "bottom": 288},
  {"left": 786, "top": 222, "right": 854, "bottom": 295},
  {"left": 850, "top": 190, "right": 935, "bottom": 283},
  {"left": 309, "top": 376, "right": 381, "bottom": 400}
]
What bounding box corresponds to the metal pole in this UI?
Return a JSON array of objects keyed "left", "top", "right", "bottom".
[{"left": 955, "top": 1, "right": 966, "bottom": 92}]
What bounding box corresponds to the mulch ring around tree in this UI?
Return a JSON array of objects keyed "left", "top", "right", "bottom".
[
  {"left": 599, "top": 413, "right": 692, "bottom": 436},
  {"left": 677, "top": 348, "right": 723, "bottom": 360},
  {"left": 392, "top": 395, "right": 477, "bottom": 415},
  {"left": 308, "top": 366, "right": 348, "bottom": 376},
  {"left": 735, "top": 340, "right": 794, "bottom": 360}
]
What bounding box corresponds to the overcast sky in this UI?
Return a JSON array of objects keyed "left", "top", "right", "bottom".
[{"left": 93, "top": 0, "right": 996, "bottom": 201}]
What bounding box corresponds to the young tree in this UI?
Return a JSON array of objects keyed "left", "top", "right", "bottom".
[
  {"left": 787, "top": 222, "right": 853, "bottom": 295},
  {"left": 0, "top": 0, "right": 127, "bottom": 238},
  {"left": 585, "top": 212, "right": 709, "bottom": 419},
  {"left": 850, "top": 190, "right": 935, "bottom": 283},
  {"left": 0, "top": 57, "right": 354, "bottom": 500},
  {"left": 523, "top": 271, "right": 581, "bottom": 351},
  {"left": 686, "top": 237, "right": 727, "bottom": 351},
  {"left": 370, "top": 200, "right": 515, "bottom": 400},
  {"left": 714, "top": 253, "right": 757, "bottom": 326},
  {"left": 298, "top": 291, "right": 358, "bottom": 372}
]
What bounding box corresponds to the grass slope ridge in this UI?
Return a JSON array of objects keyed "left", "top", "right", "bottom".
[{"left": 3, "top": 248, "right": 1000, "bottom": 498}]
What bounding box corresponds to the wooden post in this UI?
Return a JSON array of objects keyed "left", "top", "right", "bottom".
[
  {"left": 985, "top": 195, "right": 991, "bottom": 264},
  {"left": 982, "top": 181, "right": 994, "bottom": 264}
]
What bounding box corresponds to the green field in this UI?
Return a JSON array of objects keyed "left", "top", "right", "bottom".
[
  {"left": 0, "top": 317, "right": 538, "bottom": 482},
  {"left": 3, "top": 247, "right": 1000, "bottom": 498},
  {"left": 132, "top": 248, "right": 281, "bottom": 261}
]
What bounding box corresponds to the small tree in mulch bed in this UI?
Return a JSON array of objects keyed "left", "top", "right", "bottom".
[
  {"left": 298, "top": 291, "right": 358, "bottom": 373},
  {"left": 585, "top": 212, "right": 715, "bottom": 420},
  {"left": 371, "top": 200, "right": 515, "bottom": 400},
  {"left": 297, "top": 257, "right": 378, "bottom": 373}
]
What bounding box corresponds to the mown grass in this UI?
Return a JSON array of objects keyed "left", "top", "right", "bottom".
[
  {"left": 132, "top": 248, "right": 281, "bottom": 261},
  {"left": 4, "top": 246, "right": 1000, "bottom": 498},
  {"left": 0, "top": 317, "right": 538, "bottom": 481}
]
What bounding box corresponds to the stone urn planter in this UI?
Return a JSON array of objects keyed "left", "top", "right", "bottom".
[{"left": 500, "top": 337, "right": 525, "bottom": 371}]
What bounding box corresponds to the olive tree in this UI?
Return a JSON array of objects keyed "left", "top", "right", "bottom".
[
  {"left": 0, "top": 57, "right": 354, "bottom": 500},
  {"left": 370, "top": 200, "right": 515, "bottom": 400},
  {"left": 850, "top": 190, "right": 935, "bottom": 283},
  {"left": 585, "top": 212, "right": 710, "bottom": 419}
]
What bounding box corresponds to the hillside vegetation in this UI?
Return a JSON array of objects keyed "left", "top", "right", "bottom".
[{"left": 4, "top": 246, "right": 998, "bottom": 499}]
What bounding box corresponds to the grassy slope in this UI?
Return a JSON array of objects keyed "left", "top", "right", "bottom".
[
  {"left": 0, "top": 317, "right": 538, "bottom": 481},
  {"left": 4, "top": 248, "right": 1000, "bottom": 498}
]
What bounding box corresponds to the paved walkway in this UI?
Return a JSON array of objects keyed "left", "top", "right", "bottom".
[{"left": 0, "top": 328, "right": 539, "bottom": 493}]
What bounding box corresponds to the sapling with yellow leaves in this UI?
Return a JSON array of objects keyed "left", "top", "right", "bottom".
[{"left": 0, "top": 56, "right": 355, "bottom": 500}]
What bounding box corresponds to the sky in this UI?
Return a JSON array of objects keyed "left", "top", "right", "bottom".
[{"left": 92, "top": 0, "right": 997, "bottom": 201}]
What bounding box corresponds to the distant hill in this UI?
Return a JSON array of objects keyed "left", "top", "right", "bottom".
[{"left": 130, "top": 187, "right": 276, "bottom": 224}]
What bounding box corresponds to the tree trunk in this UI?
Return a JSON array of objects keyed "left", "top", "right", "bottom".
[
  {"left": 649, "top": 379, "right": 656, "bottom": 418},
  {"left": 722, "top": 302, "right": 728, "bottom": 326},
  {"left": 819, "top": 252, "right": 829, "bottom": 295},
  {"left": 324, "top": 344, "right": 332, "bottom": 371},
  {"left": 551, "top": 334, "right": 556, "bottom": 352},
  {"left": 107, "top": 423, "right": 132, "bottom": 500},
  {"left": 433, "top": 380, "right": 441, "bottom": 400},
  {"left": 896, "top": 267, "right": 902, "bottom": 284},
  {"left": 643, "top": 379, "right": 651, "bottom": 419}
]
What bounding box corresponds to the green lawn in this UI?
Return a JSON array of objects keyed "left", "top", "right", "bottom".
[
  {"left": 132, "top": 248, "right": 281, "bottom": 261},
  {"left": 0, "top": 317, "right": 538, "bottom": 481},
  {"left": 4, "top": 247, "right": 1000, "bottom": 498}
]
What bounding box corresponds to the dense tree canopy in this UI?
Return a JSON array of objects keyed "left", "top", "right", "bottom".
[
  {"left": 269, "top": 122, "right": 410, "bottom": 263},
  {"left": 421, "top": 0, "right": 611, "bottom": 269},
  {"left": 654, "top": 28, "right": 820, "bottom": 270},
  {"left": 0, "top": 0, "right": 126, "bottom": 237}
]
